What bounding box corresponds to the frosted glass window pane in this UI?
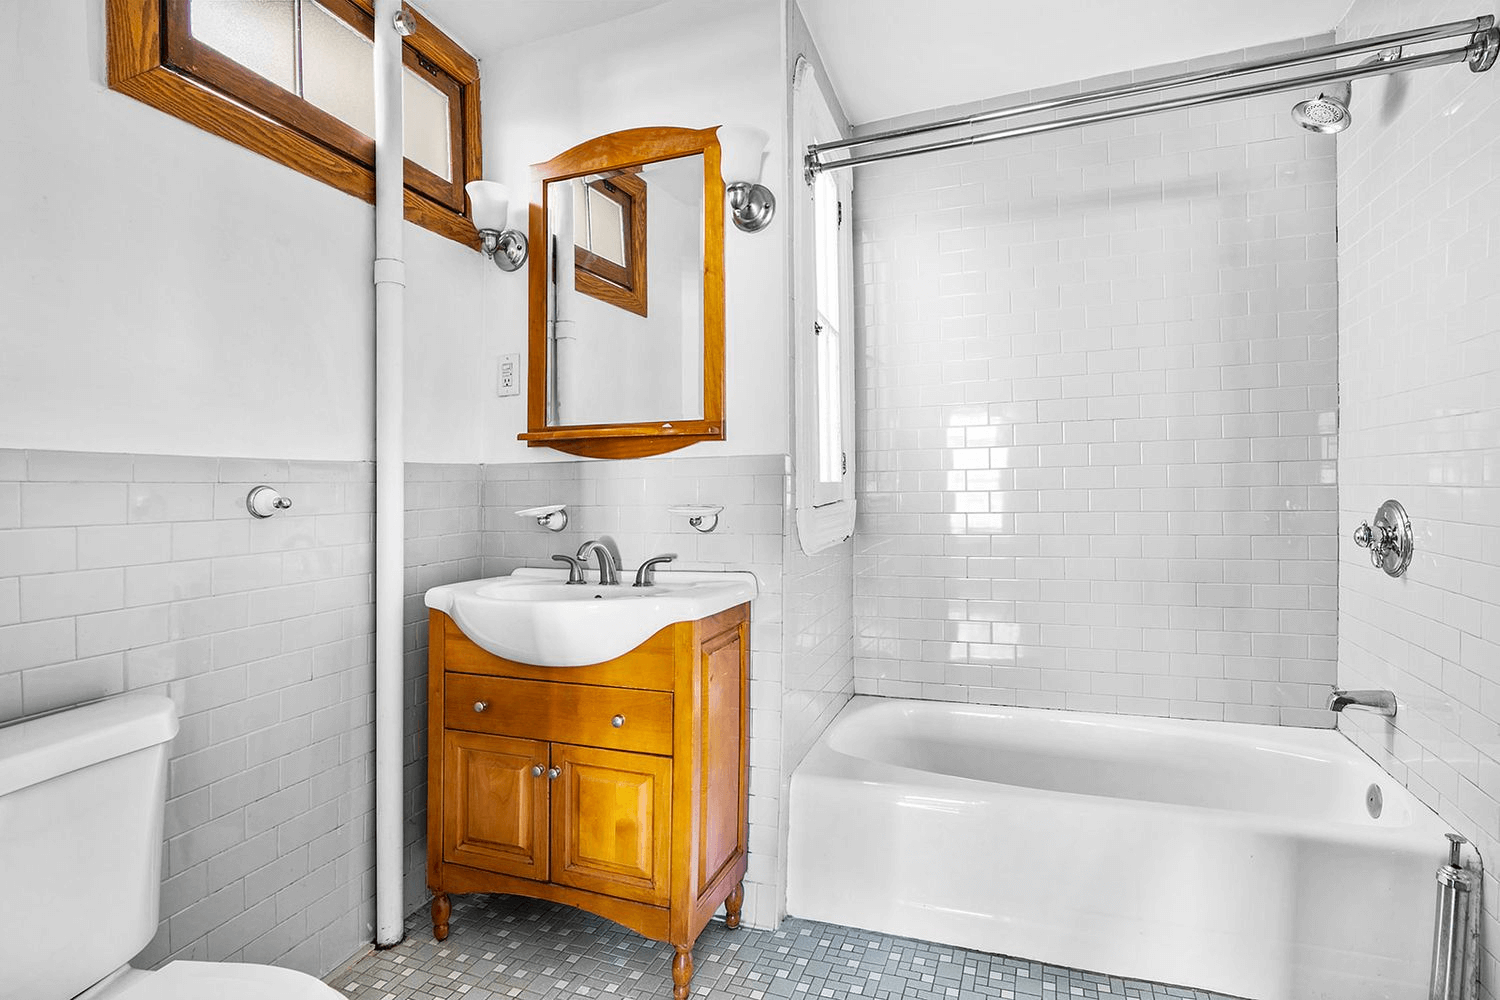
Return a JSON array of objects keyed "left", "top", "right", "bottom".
[
  {"left": 818, "top": 326, "right": 842, "bottom": 483},
  {"left": 404, "top": 69, "right": 451, "bottom": 180},
  {"left": 573, "top": 181, "right": 589, "bottom": 247},
  {"left": 190, "top": 0, "right": 296, "bottom": 92},
  {"left": 301, "top": 1, "right": 374, "bottom": 136},
  {"left": 814, "top": 173, "right": 839, "bottom": 331},
  {"left": 587, "top": 187, "right": 625, "bottom": 265}
]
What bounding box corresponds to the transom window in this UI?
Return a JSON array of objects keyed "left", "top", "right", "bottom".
[{"left": 107, "top": 0, "right": 482, "bottom": 247}]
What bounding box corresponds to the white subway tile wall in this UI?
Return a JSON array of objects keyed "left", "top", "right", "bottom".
[
  {"left": 0, "top": 452, "right": 482, "bottom": 979},
  {"left": 0, "top": 450, "right": 377, "bottom": 976},
  {"left": 851, "top": 39, "right": 1341, "bottom": 725},
  {"left": 401, "top": 464, "right": 483, "bottom": 909},
  {"left": 1333, "top": 0, "right": 1500, "bottom": 992}
]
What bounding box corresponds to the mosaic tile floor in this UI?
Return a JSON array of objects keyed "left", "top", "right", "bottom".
[{"left": 326, "top": 894, "right": 1241, "bottom": 1000}]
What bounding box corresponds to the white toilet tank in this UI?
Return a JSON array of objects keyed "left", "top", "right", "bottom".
[{"left": 0, "top": 694, "right": 179, "bottom": 1000}]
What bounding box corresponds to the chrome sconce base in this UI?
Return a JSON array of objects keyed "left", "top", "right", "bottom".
[
  {"left": 1471, "top": 26, "right": 1500, "bottom": 72},
  {"left": 1354, "top": 499, "right": 1414, "bottom": 577},
  {"left": 480, "top": 228, "right": 529, "bottom": 271},
  {"left": 727, "top": 182, "right": 775, "bottom": 232}
]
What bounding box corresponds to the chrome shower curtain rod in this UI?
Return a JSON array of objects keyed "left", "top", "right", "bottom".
[{"left": 806, "top": 15, "right": 1498, "bottom": 176}]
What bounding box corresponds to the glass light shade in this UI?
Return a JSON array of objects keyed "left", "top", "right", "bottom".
[
  {"left": 465, "top": 180, "right": 511, "bottom": 231},
  {"left": 716, "top": 125, "right": 769, "bottom": 185}
]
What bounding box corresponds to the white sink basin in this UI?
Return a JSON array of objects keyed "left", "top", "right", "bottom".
[{"left": 425, "top": 567, "right": 758, "bottom": 667}]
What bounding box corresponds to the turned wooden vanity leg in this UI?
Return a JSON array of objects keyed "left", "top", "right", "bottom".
[
  {"left": 431, "top": 891, "right": 451, "bottom": 941},
  {"left": 724, "top": 880, "right": 745, "bottom": 930},
  {"left": 671, "top": 944, "right": 693, "bottom": 1000}
]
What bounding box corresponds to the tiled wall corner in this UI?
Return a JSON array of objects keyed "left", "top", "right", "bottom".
[
  {"left": 781, "top": 527, "right": 855, "bottom": 775},
  {"left": 0, "top": 450, "right": 379, "bottom": 977},
  {"left": 776, "top": 513, "right": 856, "bottom": 921},
  {"left": 851, "top": 38, "right": 1340, "bottom": 726},
  {"left": 1333, "top": 0, "right": 1500, "bottom": 994},
  {"left": 478, "top": 453, "right": 791, "bottom": 929}
]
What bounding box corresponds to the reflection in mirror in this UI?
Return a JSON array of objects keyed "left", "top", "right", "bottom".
[{"left": 545, "top": 153, "right": 705, "bottom": 428}]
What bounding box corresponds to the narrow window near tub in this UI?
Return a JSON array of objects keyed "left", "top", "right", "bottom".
[
  {"left": 105, "top": 0, "right": 482, "bottom": 248},
  {"left": 792, "top": 55, "right": 857, "bottom": 552},
  {"left": 813, "top": 170, "right": 846, "bottom": 497}
]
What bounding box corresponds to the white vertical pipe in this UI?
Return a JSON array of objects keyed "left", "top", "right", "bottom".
[{"left": 372, "top": 0, "right": 405, "bottom": 948}]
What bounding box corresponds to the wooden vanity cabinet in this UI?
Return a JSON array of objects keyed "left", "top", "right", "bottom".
[{"left": 426, "top": 604, "right": 750, "bottom": 1000}]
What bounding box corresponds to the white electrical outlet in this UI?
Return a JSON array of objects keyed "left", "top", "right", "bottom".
[{"left": 497, "top": 354, "right": 520, "bottom": 397}]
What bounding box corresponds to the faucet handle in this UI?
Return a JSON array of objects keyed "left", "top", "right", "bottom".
[
  {"left": 634, "top": 553, "right": 677, "bottom": 588},
  {"left": 1354, "top": 522, "right": 1374, "bottom": 548},
  {"left": 552, "top": 553, "right": 587, "bottom": 585}
]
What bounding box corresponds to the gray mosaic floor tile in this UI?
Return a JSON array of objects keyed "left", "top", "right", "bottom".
[{"left": 325, "top": 894, "right": 1243, "bottom": 1000}]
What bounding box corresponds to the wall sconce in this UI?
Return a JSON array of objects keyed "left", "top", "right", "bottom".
[
  {"left": 717, "top": 125, "right": 774, "bottom": 233},
  {"left": 465, "top": 180, "right": 529, "bottom": 271}
]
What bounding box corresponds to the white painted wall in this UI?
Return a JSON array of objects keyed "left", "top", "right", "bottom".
[
  {"left": 0, "top": 0, "right": 485, "bottom": 464},
  {"left": 471, "top": 0, "right": 789, "bottom": 463}
]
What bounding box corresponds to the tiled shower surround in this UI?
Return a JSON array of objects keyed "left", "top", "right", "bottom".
[
  {"left": 1333, "top": 0, "right": 1500, "bottom": 992},
  {"left": 0, "top": 448, "right": 852, "bottom": 976},
  {"left": 852, "top": 38, "right": 1341, "bottom": 724}
]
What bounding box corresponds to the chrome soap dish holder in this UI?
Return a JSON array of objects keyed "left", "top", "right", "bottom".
[
  {"left": 668, "top": 504, "right": 722, "bottom": 534},
  {"left": 517, "top": 504, "right": 568, "bottom": 532}
]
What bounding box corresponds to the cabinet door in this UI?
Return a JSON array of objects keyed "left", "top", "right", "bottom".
[
  {"left": 442, "top": 731, "right": 549, "bottom": 880},
  {"left": 549, "top": 744, "right": 671, "bottom": 905}
]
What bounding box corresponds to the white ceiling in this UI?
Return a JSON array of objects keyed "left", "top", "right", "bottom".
[
  {"left": 799, "top": 0, "right": 1357, "bottom": 125},
  {"left": 418, "top": 0, "right": 673, "bottom": 54}
]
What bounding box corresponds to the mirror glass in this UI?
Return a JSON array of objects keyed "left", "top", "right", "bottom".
[{"left": 543, "top": 153, "right": 706, "bottom": 428}]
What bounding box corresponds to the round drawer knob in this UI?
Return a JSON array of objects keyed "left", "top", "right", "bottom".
[
  {"left": 473, "top": 701, "right": 488, "bottom": 713},
  {"left": 611, "top": 714, "right": 626, "bottom": 728},
  {"left": 546, "top": 767, "right": 561, "bottom": 780},
  {"left": 531, "top": 764, "right": 544, "bottom": 777}
]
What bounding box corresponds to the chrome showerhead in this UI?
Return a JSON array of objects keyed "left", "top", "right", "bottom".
[
  {"left": 1292, "top": 85, "right": 1352, "bottom": 134},
  {"left": 1290, "top": 49, "right": 1400, "bottom": 135}
]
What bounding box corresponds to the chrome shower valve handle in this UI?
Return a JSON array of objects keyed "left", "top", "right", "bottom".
[{"left": 1354, "top": 499, "right": 1413, "bottom": 577}]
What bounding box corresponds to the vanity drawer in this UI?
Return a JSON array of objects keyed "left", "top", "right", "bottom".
[{"left": 445, "top": 673, "right": 673, "bottom": 756}]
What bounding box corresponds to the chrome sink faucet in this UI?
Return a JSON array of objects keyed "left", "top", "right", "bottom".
[
  {"left": 1326, "top": 689, "right": 1398, "bottom": 718},
  {"left": 576, "top": 540, "right": 621, "bottom": 585}
]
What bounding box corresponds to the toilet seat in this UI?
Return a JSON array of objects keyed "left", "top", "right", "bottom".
[{"left": 98, "top": 961, "right": 342, "bottom": 1000}]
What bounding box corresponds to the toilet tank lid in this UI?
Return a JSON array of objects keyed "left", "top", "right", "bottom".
[{"left": 0, "top": 694, "right": 179, "bottom": 798}]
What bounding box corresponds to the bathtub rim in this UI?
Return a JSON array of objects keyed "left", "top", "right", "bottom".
[{"left": 794, "top": 695, "right": 1448, "bottom": 846}]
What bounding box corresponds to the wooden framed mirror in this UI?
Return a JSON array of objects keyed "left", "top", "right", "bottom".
[{"left": 521, "top": 126, "right": 726, "bottom": 459}]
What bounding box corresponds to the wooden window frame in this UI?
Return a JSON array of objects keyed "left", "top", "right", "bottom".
[
  {"left": 106, "top": 0, "right": 482, "bottom": 249},
  {"left": 573, "top": 172, "right": 648, "bottom": 318}
]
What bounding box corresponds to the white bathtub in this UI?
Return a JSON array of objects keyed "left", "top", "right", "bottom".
[{"left": 787, "top": 697, "right": 1449, "bottom": 1000}]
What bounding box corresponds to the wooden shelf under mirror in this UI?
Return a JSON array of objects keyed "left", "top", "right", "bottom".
[{"left": 521, "top": 126, "right": 726, "bottom": 459}]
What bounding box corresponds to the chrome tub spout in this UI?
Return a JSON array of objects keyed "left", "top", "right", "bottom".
[{"left": 1326, "top": 689, "right": 1398, "bottom": 717}]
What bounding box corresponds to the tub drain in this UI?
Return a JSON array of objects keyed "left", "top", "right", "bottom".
[{"left": 1366, "top": 783, "right": 1383, "bottom": 819}]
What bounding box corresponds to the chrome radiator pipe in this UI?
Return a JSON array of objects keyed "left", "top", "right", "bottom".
[{"left": 1431, "top": 833, "right": 1482, "bottom": 1000}]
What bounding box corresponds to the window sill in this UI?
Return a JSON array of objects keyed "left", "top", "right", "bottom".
[{"left": 795, "top": 497, "right": 856, "bottom": 556}]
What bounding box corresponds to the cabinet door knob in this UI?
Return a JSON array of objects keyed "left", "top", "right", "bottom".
[
  {"left": 531, "top": 764, "right": 544, "bottom": 777},
  {"left": 546, "top": 767, "right": 561, "bottom": 780},
  {"left": 473, "top": 701, "right": 488, "bottom": 713},
  {"left": 611, "top": 714, "right": 626, "bottom": 728}
]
